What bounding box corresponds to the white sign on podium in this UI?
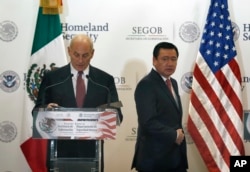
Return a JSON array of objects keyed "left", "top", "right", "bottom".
[{"left": 32, "top": 108, "right": 117, "bottom": 140}]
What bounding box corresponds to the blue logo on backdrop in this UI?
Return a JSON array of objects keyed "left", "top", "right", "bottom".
[
  {"left": 244, "top": 111, "right": 250, "bottom": 141},
  {"left": 231, "top": 22, "right": 240, "bottom": 41},
  {"left": 0, "top": 70, "right": 20, "bottom": 92},
  {"left": 181, "top": 72, "right": 193, "bottom": 94}
]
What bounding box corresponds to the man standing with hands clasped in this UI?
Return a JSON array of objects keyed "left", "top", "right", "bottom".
[
  {"left": 131, "top": 42, "right": 188, "bottom": 172},
  {"left": 35, "top": 34, "right": 123, "bottom": 172}
]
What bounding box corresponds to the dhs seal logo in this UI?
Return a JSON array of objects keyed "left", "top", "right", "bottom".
[
  {"left": 244, "top": 111, "right": 250, "bottom": 141},
  {"left": 26, "top": 63, "right": 58, "bottom": 103},
  {"left": 0, "top": 20, "right": 18, "bottom": 42},
  {"left": 0, "top": 121, "right": 17, "bottom": 143},
  {"left": 231, "top": 22, "right": 240, "bottom": 41},
  {"left": 181, "top": 72, "right": 193, "bottom": 93},
  {"left": 0, "top": 70, "right": 20, "bottom": 92},
  {"left": 179, "top": 21, "right": 200, "bottom": 43}
]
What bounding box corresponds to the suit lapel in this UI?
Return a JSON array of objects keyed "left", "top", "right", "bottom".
[
  {"left": 150, "top": 69, "right": 180, "bottom": 111},
  {"left": 59, "top": 64, "right": 76, "bottom": 107}
]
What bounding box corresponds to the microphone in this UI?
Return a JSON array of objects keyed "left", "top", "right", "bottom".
[
  {"left": 86, "top": 75, "right": 111, "bottom": 107},
  {"left": 86, "top": 75, "right": 123, "bottom": 109},
  {"left": 42, "top": 73, "right": 74, "bottom": 106},
  {"left": 86, "top": 75, "right": 123, "bottom": 125}
]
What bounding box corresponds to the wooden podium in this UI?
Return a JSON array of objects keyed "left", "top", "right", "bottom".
[{"left": 33, "top": 108, "right": 119, "bottom": 172}]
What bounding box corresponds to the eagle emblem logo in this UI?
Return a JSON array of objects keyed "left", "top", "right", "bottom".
[{"left": 26, "top": 63, "right": 57, "bottom": 103}]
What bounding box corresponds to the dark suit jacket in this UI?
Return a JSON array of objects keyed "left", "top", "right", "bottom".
[
  {"left": 131, "top": 69, "right": 188, "bottom": 171},
  {"left": 34, "top": 63, "right": 123, "bottom": 171}
]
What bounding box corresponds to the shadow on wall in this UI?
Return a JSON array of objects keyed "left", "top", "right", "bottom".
[{"left": 119, "top": 58, "right": 149, "bottom": 104}]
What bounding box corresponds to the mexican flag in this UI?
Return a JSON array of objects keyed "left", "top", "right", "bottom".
[{"left": 20, "top": 4, "right": 67, "bottom": 172}]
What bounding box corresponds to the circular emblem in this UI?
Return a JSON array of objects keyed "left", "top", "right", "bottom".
[
  {"left": 179, "top": 21, "right": 200, "bottom": 43},
  {"left": 231, "top": 22, "right": 240, "bottom": 41},
  {"left": 0, "top": 121, "right": 17, "bottom": 143},
  {"left": 26, "top": 63, "right": 57, "bottom": 103},
  {"left": 39, "top": 117, "right": 57, "bottom": 133},
  {"left": 246, "top": 114, "right": 250, "bottom": 136},
  {"left": 0, "top": 20, "right": 18, "bottom": 42},
  {"left": 0, "top": 70, "right": 20, "bottom": 92},
  {"left": 181, "top": 72, "right": 193, "bottom": 93}
]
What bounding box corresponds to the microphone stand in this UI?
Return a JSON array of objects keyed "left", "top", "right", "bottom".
[
  {"left": 41, "top": 74, "right": 74, "bottom": 107},
  {"left": 86, "top": 75, "right": 123, "bottom": 125}
]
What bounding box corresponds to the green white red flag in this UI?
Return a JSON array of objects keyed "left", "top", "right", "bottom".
[{"left": 20, "top": 5, "right": 67, "bottom": 172}]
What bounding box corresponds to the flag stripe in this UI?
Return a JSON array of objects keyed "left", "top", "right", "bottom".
[
  {"left": 223, "top": 59, "right": 243, "bottom": 116},
  {"left": 222, "top": 61, "right": 245, "bottom": 155},
  {"left": 216, "top": 64, "right": 241, "bottom": 116},
  {"left": 194, "top": 57, "right": 244, "bottom": 155},
  {"left": 191, "top": 56, "right": 242, "bottom": 168},
  {"left": 98, "top": 112, "right": 117, "bottom": 139},
  {"left": 21, "top": 5, "right": 67, "bottom": 172},
  {"left": 189, "top": 70, "right": 231, "bottom": 167},
  {"left": 215, "top": 66, "right": 244, "bottom": 155},
  {"left": 188, "top": 0, "right": 244, "bottom": 171},
  {"left": 228, "top": 58, "right": 241, "bottom": 82},
  {"left": 187, "top": 116, "right": 220, "bottom": 172},
  {"left": 31, "top": 8, "right": 61, "bottom": 54},
  {"left": 20, "top": 139, "right": 48, "bottom": 172},
  {"left": 189, "top": 88, "right": 231, "bottom": 171}
]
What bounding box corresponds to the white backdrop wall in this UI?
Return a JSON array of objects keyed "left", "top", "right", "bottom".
[{"left": 0, "top": 0, "right": 250, "bottom": 172}]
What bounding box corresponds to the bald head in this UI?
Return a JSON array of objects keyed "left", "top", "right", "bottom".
[
  {"left": 70, "top": 34, "right": 94, "bottom": 51},
  {"left": 68, "top": 34, "right": 95, "bottom": 71}
]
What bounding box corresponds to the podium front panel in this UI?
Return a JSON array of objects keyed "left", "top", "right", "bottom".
[
  {"left": 32, "top": 108, "right": 117, "bottom": 140},
  {"left": 32, "top": 108, "right": 116, "bottom": 172},
  {"left": 49, "top": 140, "right": 101, "bottom": 172},
  {"left": 50, "top": 159, "right": 98, "bottom": 172}
]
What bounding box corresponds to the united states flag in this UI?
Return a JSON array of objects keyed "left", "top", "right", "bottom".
[{"left": 187, "top": 0, "right": 245, "bottom": 171}]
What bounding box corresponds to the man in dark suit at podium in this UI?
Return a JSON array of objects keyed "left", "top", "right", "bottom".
[
  {"left": 35, "top": 34, "right": 123, "bottom": 172},
  {"left": 131, "top": 42, "right": 188, "bottom": 172}
]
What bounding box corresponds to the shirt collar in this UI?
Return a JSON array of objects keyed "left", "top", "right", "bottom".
[
  {"left": 152, "top": 67, "right": 170, "bottom": 81},
  {"left": 70, "top": 64, "right": 90, "bottom": 79}
]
